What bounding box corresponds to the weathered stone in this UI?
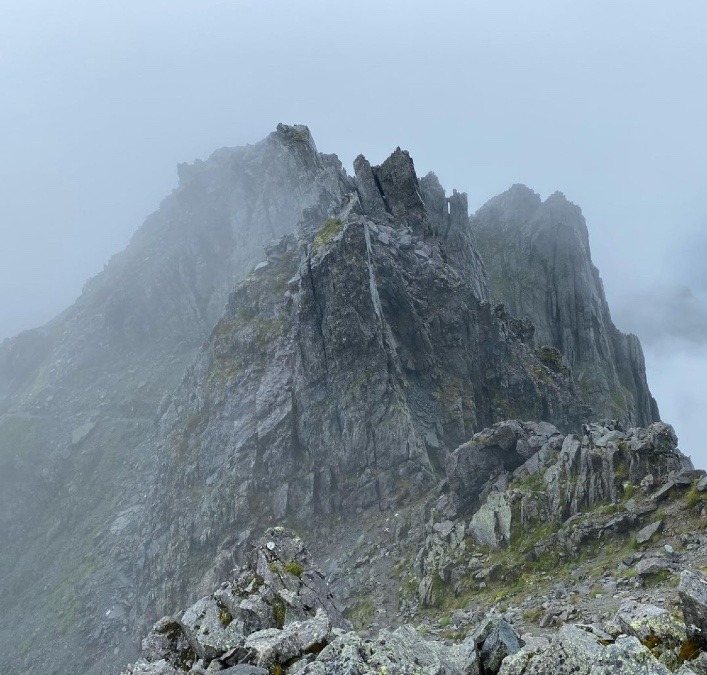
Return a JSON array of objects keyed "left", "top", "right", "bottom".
[
  {"left": 479, "top": 618, "right": 522, "bottom": 673},
  {"left": 630, "top": 424, "right": 692, "bottom": 480},
  {"left": 448, "top": 421, "right": 570, "bottom": 516},
  {"left": 373, "top": 148, "right": 430, "bottom": 236},
  {"left": 291, "top": 624, "right": 478, "bottom": 674},
  {"left": 615, "top": 601, "right": 686, "bottom": 654},
  {"left": 641, "top": 474, "right": 657, "bottom": 492},
  {"left": 589, "top": 636, "right": 671, "bottom": 674},
  {"left": 469, "top": 492, "right": 512, "bottom": 549},
  {"left": 675, "top": 470, "right": 705, "bottom": 484},
  {"left": 675, "top": 666, "right": 699, "bottom": 675},
  {"left": 353, "top": 155, "right": 390, "bottom": 224},
  {"left": 218, "top": 667, "right": 269, "bottom": 675},
  {"left": 677, "top": 652, "right": 707, "bottom": 675},
  {"left": 499, "top": 624, "right": 602, "bottom": 675},
  {"left": 120, "top": 660, "right": 179, "bottom": 675},
  {"left": 636, "top": 557, "right": 675, "bottom": 579},
  {"left": 679, "top": 569, "right": 707, "bottom": 647},
  {"left": 179, "top": 596, "right": 244, "bottom": 661},
  {"left": 653, "top": 480, "right": 683, "bottom": 502},
  {"left": 244, "top": 609, "right": 331, "bottom": 669},
  {"left": 212, "top": 529, "right": 350, "bottom": 636},
  {"left": 141, "top": 616, "right": 195, "bottom": 670},
  {"left": 635, "top": 520, "right": 663, "bottom": 544}
]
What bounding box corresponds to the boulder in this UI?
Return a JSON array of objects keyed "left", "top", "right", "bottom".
[
  {"left": 616, "top": 601, "right": 683, "bottom": 639},
  {"left": 652, "top": 480, "right": 682, "bottom": 502},
  {"left": 499, "top": 625, "right": 674, "bottom": 675},
  {"left": 676, "top": 652, "right": 707, "bottom": 675},
  {"left": 635, "top": 520, "right": 663, "bottom": 545},
  {"left": 469, "top": 492, "right": 512, "bottom": 549},
  {"left": 499, "top": 625, "right": 603, "bottom": 675},
  {"left": 120, "top": 660, "right": 179, "bottom": 675},
  {"left": 243, "top": 609, "right": 331, "bottom": 670},
  {"left": 141, "top": 616, "right": 195, "bottom": 670},
  {"left": 679, "top": 569, "right": 707, "bottom": 647},
  {"left": 478, "top": 618, "right": 522, "bottom": 673},
  {"left": 636, "top": 557, "right": 675, "bottom": 580},
  {"left": 615, "top": 601, "right": 686, "bottom": 658},
  {"left": 179, "top": 596, "right": 244, "bottom": 662},
  {"left": 589, "top": 636, "right": 671, "bottom": 674},
  {"left": 290, "top": 624, "right": 478, "bottom": 674}
]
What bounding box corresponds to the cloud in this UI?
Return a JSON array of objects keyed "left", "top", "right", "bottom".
[
  {"left": 614, "top": 285, "right": 707, "bottom": 348},
  {"left": 611, "top": 280, "right": 707, "bottom": 468},
  {"left": 642, "top": 343, "right": 707, "bottom": 469}
]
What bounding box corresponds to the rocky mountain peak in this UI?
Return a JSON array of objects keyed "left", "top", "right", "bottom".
[
  {"left": 0, "top": 123, "right": 352, "bottom": 674},
  {"left": 482, "top": 183, "right": 542, "bottom": 220},
  {"left": 539, "top": 190, "right": 592, "bottom": 251},
  {"left": 473, "top": 185, "right": 658, "bottom": 426},
  {"left": 271, "top": 123, "right": 324, "bottom": 173},
  {"left": 353, "top": 148, "right": 428, "bottom": 236},
  {"left": 129, "top": 138, "right": 601, "bottom": 645},
  {"left": 0, "top": 125, "right": 679, "bottom": 675},
  {"left": 120, "top": 421, "right": 707, "bottom": 675}
]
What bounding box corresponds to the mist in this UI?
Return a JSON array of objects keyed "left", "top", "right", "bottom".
[{"left": 2, "top": 0, "right": 706, "bottom": 466}]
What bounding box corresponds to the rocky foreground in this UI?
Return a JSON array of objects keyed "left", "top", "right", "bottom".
[
  {"left": 0, "top": 125, "right": 693, "bottom": 673},
  {"left": 120, "top": 418, "right": 707, "bottom": 675},
  {"left": 122, "top": 527, "right": 707, "bottom": 675}
]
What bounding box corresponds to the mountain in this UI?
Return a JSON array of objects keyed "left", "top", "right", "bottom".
[
  {"left": 0, "top": 124, "right": 349, "bottom": 673},
  {"left": 472, "top": 185, "right": 659, "bottom": 426},
  {"left": 124, "top": 420, "right": 707, "bottom": 674},
  {"left": 0, "top": 125, "right": 695, "bottom": 675},
  {"left": 132, "top": 147, "right": 584, "bottom": 631},
  {"left": 123, "top": 456, "right": 707, "bottom": 675}
]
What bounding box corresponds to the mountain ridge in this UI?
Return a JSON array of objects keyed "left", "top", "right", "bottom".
[
  {"left": 472, "top": 183, "right": 658, "bottom": 426},
  {"left": 0, "top": 125, "right": 691, "bottom": 675}
]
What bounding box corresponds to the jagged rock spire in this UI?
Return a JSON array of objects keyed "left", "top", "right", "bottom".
[{"left": 472, "top": 186, "right": 659, "bottom": 426}]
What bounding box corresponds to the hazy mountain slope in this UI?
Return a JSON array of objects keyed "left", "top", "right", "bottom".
[
  {"left": 0, "top": 127, "right": 666, "bottom": 675},
  {"left": 118, "top": 421, "right": 706, "bottom": 675},
  {"left": 0, "top": 124, "right": 350, "bottom": 675},
  {"left": 128, "top": 148, "right": 586, "bottom": 658},
  {"left": 471, "top": 184, "right": 659, "bottom": 426}
]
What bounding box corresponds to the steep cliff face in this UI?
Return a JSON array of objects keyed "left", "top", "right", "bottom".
[
  {"left": 135, "top": 150, "right": 586, "bottom": 637},
  {"left": 118, "top": 424, "right": 704, "bottom": 675},
  {"left": 0, "top": 124, "right": 347, "bottom": 402},
  {"left": 0, "top": 125, "right": 348, "bottom": 538},
  {"left": 0, "top": 127, "right": 668, "bottom": 675},
  {"left": 471, "top": 184, "right": 659, "bottom": 426},
  {"left": 0, "top": 125, "right": 350, "bottom": 675}
]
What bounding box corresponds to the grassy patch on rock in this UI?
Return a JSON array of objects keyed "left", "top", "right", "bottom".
[{"left": 313, "top": 218, "right": 343, "bottom": 251}]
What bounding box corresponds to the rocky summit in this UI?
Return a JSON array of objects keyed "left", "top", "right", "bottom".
[
  {"left": 472, "top": 185, "right": 659, "bottom": 426},
  {"left": 1, "top": 125, "right": 705, "bottom": 675}
]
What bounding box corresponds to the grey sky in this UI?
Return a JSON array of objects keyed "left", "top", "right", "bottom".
[{"left": 1, "top": 0, "right": 706, "bottom": 464}]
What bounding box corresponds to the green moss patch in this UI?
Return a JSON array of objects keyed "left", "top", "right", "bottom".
[
  {"left": 284, "top": 560, "right": 304, "bottom": 577},
  {"left": 313, "top": 218, "right": 343, "bottom": 251}
]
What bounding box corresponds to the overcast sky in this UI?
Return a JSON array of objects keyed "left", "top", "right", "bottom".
[{"left": 1, "top": 0, "right": 706, "bottom": 465}]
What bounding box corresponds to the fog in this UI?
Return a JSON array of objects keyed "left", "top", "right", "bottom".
[{"left": 1, "top": 0, "right": 706, "bottom": 464}]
